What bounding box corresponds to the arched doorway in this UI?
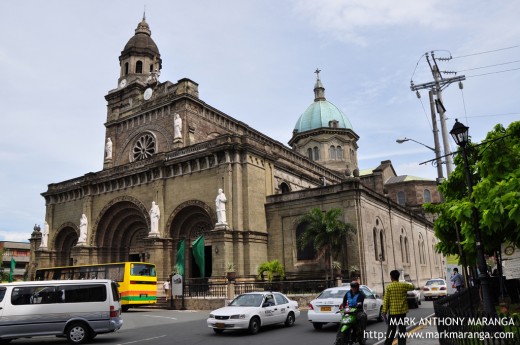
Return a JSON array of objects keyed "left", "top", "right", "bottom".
[
  {"left": 96, "top": 199, "right": 149, "bottom": 263},
  {"left": 169, "top": 202, "right": 214, "bottom": 279},
  {"left": 54, "top": 224, "right": 78, "bottom": 266}
]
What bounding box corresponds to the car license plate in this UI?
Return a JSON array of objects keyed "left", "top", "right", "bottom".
[
  {"left": 321, "top": 306, "right": 332, "bottom": 312},
  {"left": 432, "top": 287, "right": 438, "bottom": 291},
  {"left": 216, "top": 323, "right": 225, "bottom": 329}
]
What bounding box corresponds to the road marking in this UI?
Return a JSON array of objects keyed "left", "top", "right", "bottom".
[
  {"left": 117, "top": 335, "right": 167, "bottom": 344},
  {"left": 142, "top": 314, "right": 178, "bottom": 320}
]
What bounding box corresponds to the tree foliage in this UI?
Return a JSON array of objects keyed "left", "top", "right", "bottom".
[
  {"left": 424, "top": 121, "right": 520, "bottom": 263},
  {"left": 298, "top": 208, "right": 356, "bottom": 279},
  {"left": 257, "top": 259, "right": 285, "bottom": 283}
]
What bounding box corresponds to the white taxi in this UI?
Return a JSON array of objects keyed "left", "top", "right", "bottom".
[
  {"left": 307, "top": 285, "right": 383, "bottom": 330},
  {"left": 207, "top": 291, "right": 300, "bottom": 334}
]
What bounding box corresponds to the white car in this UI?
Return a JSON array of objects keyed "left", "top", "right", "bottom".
[
  {"left": 207, "top": 292, "right": 300, "bottom": 334},
  {"left": 308, "top": 285, "right": 383, "bottom": 330},
  {"left": 422, "top": 278, "right": 448, "bottom": 300}
]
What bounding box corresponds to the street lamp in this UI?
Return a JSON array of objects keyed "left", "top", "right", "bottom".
[
  {"left": 396, "top": 137, "right": 436, "bottom": 152},
  {"left": 396, "top": 137, "right": 444, "bottom": 183},
  {"left": 378, "top": 254, "right": 385, "bottom": 295},
  {"left": 449, "top": 119, "right": 494, "bottom": 314}
]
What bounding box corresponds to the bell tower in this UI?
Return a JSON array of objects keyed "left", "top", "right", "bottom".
[{"left": 117, "top": 14, "right": 162, "bottom": 88}]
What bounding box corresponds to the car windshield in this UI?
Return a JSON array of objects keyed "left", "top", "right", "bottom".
[
  {"left": 426, "top": 280, "right": 445, "bottom": 286},
  {"left": 317, "top": 289, "right": 348, "bottom": 299},
  {"left": 229, "top": 294, "right": 263, "bottom": 307}
]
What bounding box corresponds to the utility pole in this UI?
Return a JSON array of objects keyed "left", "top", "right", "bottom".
[
  {"left": 428, "top": 90, "right": 444, "bottom": 183},
  {"left": 410, "top": 51, "right": 465, "bottom": 178}
]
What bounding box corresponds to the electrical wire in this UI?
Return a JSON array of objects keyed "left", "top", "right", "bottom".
[
  {"left": 451, "top": 45, "right": 520, "bottom": 59},
  {"left": 466, "top": 66, "right": 520, "bottom": 78},
  {"left": 464, "top": 112, "right": 520, "bottom": 119},
  {"left": 418, "top": 97, "right": 433, "bottom": 131},
  {"left": 410, "top": 53, "right": 427, "bottom": 83},
  {"left": 459, "top": 88, "right": 469, "bottom": 126},
  {"left": 457, "top": 59, "right": 520, "bottom": 72}
]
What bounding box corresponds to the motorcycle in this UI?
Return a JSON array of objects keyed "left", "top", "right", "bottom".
[{"left": 334, "top": 306, "right": 366, "bottom": 345}]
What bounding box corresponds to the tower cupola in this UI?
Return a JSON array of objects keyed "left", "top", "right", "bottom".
[{"left": 117, "top": 14, "right": 162, "bottom": 87}]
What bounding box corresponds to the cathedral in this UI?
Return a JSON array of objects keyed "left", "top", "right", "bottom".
[{"left": 29, "top": 17, "right": 444, "bottom": 292}]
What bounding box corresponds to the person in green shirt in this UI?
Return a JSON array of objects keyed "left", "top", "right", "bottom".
[{"left": 382, "top": 270, "right": 414, "bottom": 345}]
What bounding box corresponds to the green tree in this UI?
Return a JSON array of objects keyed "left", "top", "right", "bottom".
[
  {"left": 298, "top": 208, "right": 356, "bottom": 280},
  {"left": 424, "top": 121, "right": 520, "bottom": 262},
  {"left": 257, "top": 259, "right": 285, "bottom": 283}
]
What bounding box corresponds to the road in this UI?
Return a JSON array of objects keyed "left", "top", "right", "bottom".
[{"left": 7, "top": 302, "right": 434, "bottom": 345}]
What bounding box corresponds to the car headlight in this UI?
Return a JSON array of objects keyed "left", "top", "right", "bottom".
[
  {"left": 230, "top": 314, "right": 246, "bottom": 319},
  {"left": 209, "top": 314, "right": 214, "bottom": 318}
]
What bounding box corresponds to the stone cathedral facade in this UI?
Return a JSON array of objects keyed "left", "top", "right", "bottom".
[{"left": 29, "top": 17, "right": 444, "bottom": 292}]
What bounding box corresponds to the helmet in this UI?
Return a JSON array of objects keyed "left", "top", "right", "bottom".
[{"left": 350, "top": 281, "right": 360, "bottom": 288}]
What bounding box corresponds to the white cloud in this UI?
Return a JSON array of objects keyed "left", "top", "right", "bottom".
[{"left": 0, "top": 231, "right": 31, "bottom": 243}]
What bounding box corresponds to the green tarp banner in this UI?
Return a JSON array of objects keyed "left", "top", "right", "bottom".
[
  {"left": 9, "top": 258, "right": 15, "bottom": 282},
  {"left": 192, "top": 236, "right": 205, "bottom": 278},
  {"left": 175, "top": 240, "right": 185, "bottom": 276}
]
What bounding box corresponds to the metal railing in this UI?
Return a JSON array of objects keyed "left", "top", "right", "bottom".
[
  {"left": 433, "top": 286, "right": 520, "bottom": 345},
  {"left": 182, "top": 279, "right": 334, "bottom": 299}
]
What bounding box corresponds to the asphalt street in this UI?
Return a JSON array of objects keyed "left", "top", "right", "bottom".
[{"left": 6, "top": 301, "right": 435, "bottom": 345}]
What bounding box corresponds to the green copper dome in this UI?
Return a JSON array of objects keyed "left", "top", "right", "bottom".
[
  {"left": 294, "top": 100, "right": 353, "bottom": 133},
  {"left": 293, "top": 70, "right": 353, "bottom": 133}
]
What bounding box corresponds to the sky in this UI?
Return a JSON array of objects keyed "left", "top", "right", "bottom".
[{"left": 1, "top": 0, "right": 519, "bottom": 242}]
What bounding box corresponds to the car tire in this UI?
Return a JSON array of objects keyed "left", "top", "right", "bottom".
[
  {"left": 312, "top": 322, "right": 324, "bottom": 330},
  {"left": 213, "top": 329, "right": 224, "bottom": 334},
  {"left": 284, "top": 312, "right": 295, "bottom": 327},
  {"left": 122, "top": 305, "right": 130, "bottom": 312},
  {"left": 0, "top": 339, "right": 12, "bottom": 345},
  {"left": 377, "top": 307, "right": 383, "bottom": 322},
  {"left": 66, "top": 322, "right": 90, "bottom": 344},
  {"left": 248, "top": 316, "right": 261, "bottom": 335},
  {"left": 418, "top": 299, "right": 422, "bottom": 306}
]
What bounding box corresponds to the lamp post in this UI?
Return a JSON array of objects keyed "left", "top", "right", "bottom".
[
  {"left": 379, "top": 253, "right": 385, "bottom": 295},
  {"left": 396, "top": 137, "right": 444, "bottom": 183},
  {"left": 449, "top": 119, "right": 494, "bottom": 314}
]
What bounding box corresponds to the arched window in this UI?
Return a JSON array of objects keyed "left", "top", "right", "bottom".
[
  {"left": 404, "top": 237, "right": 410, "bottom": 263},
  {"left": 397, "top": 191, "right": 406, "bottom": 206},
  {"left": 313, "top": 147, "right": 320, "bottom": 161},
  {"left": 329, "top": 146, "right": 336, "bottom": 160},
  {"left": 136, "top": 60, "right": 143, "bottom": 74},
  {"left": 307, "top": 148, "right": 313, "bottom": 160},
  {"left": 418, "top": 235, "right": 425, "bottom": 264},
  {"left": 280, "top": 182, "right": 290, "bottom": 194},
  {"left": 400, "top": 236, "right": 404, "bottom": 263},
  {"left": 296, "top": 222, "right": 316, "bottom": 260},
  {"left": 336, "top": 146, "right": 343, "bottom": 160},
  {"left": 373, "top": 228, "right": 379, "bottom": 260},
  {"left": 150, "top": 64, "right": 154, "bottom": 72},
  {"left": 424, "top": 189, "right": 432, "bottom": 203},
  {"left": 379, "top": 230, "right": 385, "bottom": 261},
  {"left": 124, "top": 62, "right": 129, "bottom": 75}
]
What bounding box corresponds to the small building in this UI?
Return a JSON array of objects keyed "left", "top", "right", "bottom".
[{"left": 0, "top": 241, "right": 30, "bottom": 281}]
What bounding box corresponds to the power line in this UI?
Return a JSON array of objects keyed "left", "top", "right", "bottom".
[
  {"left": 418, "top": 97, "right": 433, "bottom": 131},
  {"left": 464, "top": 112, "right": 520, "bottom": 119},
  {"left": 466, "top": 66, "right": 520, "bottom": 78},
  {"left": 451, "top": 45, "right": 520, "bottom": 59},
  {"left": 457, "top": 59, "right": 520, "bottom": 72}
]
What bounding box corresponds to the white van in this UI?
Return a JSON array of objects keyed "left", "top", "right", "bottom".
[{"left": 0, "top": 279, "right": 123, "bottom": 344}]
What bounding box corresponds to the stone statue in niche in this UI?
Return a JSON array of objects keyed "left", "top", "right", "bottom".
[
  {"left": 149, "top": 201, "right": 161, "bottom": 236},
  {"left": 174, "top": 114, "right": 182, "bottom": 140},
  {"left": 105, "top": 138, "right": 113, "bottom": 160},
  {"left": 215, "top": 189, "right": 227, "bottom": 225},
  {"left": 78, "top": 214, "right": 88, "bottom": 245},
  {"left": 40, "top": 222, "right": 49, "bottom": 249}
]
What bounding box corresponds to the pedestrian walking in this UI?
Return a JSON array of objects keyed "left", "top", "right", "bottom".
[
  {"left": 450, "top": 268, "right": 464, "bottom": 292},
  {"left": 382, "top": 270, "right": 414, "bottom": 345}
]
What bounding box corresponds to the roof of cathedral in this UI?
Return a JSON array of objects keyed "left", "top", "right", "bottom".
[
  {"left": 385, "top": 175, "right": 433, "bottom": 184},
  {"left": 293, "top": 72, "right": 353, "bottom": 133},
  {"left": 122, "top": 16, "right": 160, "bottom": 57}
]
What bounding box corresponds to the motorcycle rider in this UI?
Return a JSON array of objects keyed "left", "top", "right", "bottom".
[{"left": 341, "top": 281, "right": 367, "bottom": 344}]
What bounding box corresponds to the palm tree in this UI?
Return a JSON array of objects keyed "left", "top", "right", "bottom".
[
  {"left": 298, "top": 208, "right": 356, "bottom": 280},
  {"left": 257, "top": 259, "right": 286, "bottom": 283}
]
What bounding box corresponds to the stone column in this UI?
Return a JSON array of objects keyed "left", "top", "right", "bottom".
[{"left": 28, "top": 225, "right": 42, "bottom": 280}]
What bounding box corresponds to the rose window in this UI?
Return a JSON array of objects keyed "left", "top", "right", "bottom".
[{"left": 133, "top": 134, "right": 156, "bottom": 161}]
